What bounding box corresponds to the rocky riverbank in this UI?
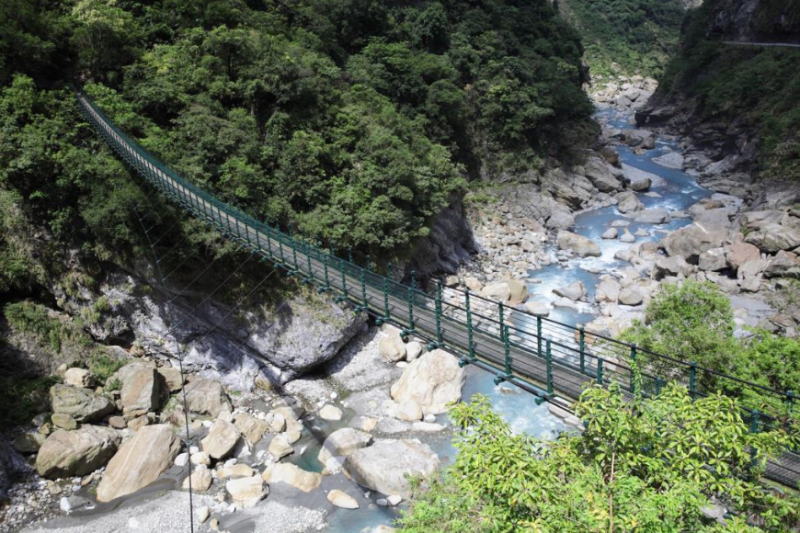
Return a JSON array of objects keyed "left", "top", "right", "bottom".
[
  {"left": 443, "top": 102, "right": 800, "bottom": 343},
  {"left": 1, "top": 320, "right": 479, "bottom": 533}
]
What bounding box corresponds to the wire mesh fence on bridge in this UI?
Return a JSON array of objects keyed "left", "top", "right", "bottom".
[{"left": 75, "top": 90, "right": 799, "bottom": 487}]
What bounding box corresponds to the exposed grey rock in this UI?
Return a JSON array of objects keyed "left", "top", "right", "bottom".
[
  {"left": 113, "top": 362, "right": 161, "bottom": 414},
  {"left": 553, "top": 282, "right": 586, "bottom": 301},
  {"left": 602, "top": 228, "right": 618, "bottom": 239},
  {"left": 634, "top": 209, "right": 671, "bottom": 224},
  {"left": 183, "top": 378, "right": 232, "bottom": 418},
  {"left": 595, "top": 278, "right": 621, "bottom": 303},
  {"left": 202, "top": 419, "right": 240, "bottom": 460},
  {"left": 618, "top": 286, "right": 644, "bottom": 306},
  {"left": 698, "top": 248, "right": 729, "bottom": 272},
  {"left": 619, "top": 229, "right": 636, "bottom": 243},
  {"left": 652, "top": 151, "right": 684, "bottom": 169},
  {"left": 390, "top": 349, "right": 466, "bottom": 415},
  {"left": 345, "top": 440, "right": 440, "bottom": 499},
  {"left": 655, "top": 256, "right": 695, "bottom": 279},
  {"left": 50, "top": 385, "right": 114, "bottom": 423},
  {"left": 557, "top": 231, "right": 601, "bottom": 257},
  {"left": 523, "top": 301, "right": 550, "bottom": 317},
  {"left": 63, "top": 368, "right": 95, "bottom": 388},
  {"left": 662, "top": 223, "right": 728, "bottom": 263},
  {"left": 378, "top": 328, "right": 407, "bottom": 363},
  {"left": 616, "top": 191, "right": 644, "bottom": 214},
  {"left": 584, "top": 157, "right": 622, "bottom": 193},
  {"left": 264, "top": 463, "right": 322, "bottom": 493},
  {"left": 726, "top": 242, "right": 761, "bottom": 270},
  {"left": 318, "top": 428, "right": 373, "bottom": 464},
  {"left": 36, "top": 426, "right": 119, "bottom": 479},
  {"left": 97, "top": 424, "right": 181, "bottom": 502},
  {"left": 226, "top": 476, "right": 268, "bottom": 507},
  {"left": 765, "top": 251, "right": 800, "bottom": 278}
]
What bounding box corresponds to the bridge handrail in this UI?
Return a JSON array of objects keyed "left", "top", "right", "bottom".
[{"left": 74, "top": 89, "right": 797, "bottom": 424}]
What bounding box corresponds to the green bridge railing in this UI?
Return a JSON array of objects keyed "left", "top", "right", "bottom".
[{"left": 75, "top": 89, "right": 799, "bottom": 487}]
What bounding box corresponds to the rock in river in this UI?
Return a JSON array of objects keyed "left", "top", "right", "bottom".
[
  {"left": 345, "top": 439, "right": 440, "bottom": 499},
  {"left": 557, "top": 231, "right": 601, "bottom": 257},
  {"left": 318, "top": 428, "right": 373, "bottom": 464},
  {"left": 183, "top": 378, "right": 232, "bottom": 418}
]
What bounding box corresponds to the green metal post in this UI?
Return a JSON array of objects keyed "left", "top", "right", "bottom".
[
  {"left": 340, "top": 258, "right": 348, "bottom": 299},
  {"left": 279, "top": 235, "right": 286, "bottom": 266},
  {"left": 656, "top": 377, "right": 664, "bottom": 397},
  {"left": 546, "top": 337, "right": 553, "bottom": 395},
  {"left": 266, "top": 228, "right": 273, "bottom": 258},
  {"left": 348, "top": 248, "right": 353, "bottom": 263},
  {"left": 498, "top": 302, "right": 505, "bottom": 342},
  {"left": 407, "top": 286, "right": 415, "bottom": 333},
  {"left": 689, "top": 362, "right": 697, "bottom": 400},
  {"left": 383, "top": 278, "right": 390, "bottom": 320},
  {"left": 596, "top": 358, "right": 604, "bottom": 385},
  {"left": 504, "top": 325, "right": 512, "bottom": 376},
  {"left": 306, "top": 242, "right": 313, "bottom": 282},
  {"left": 579, "top": 326, "right": 586, "bottom": 374},
  {"left": 435, "top": 281, "right": 443, "bottom": 347},
  {"left": 630, "top": 342, "right": 637, "bottom": 394},
  {"left": 466, "top": 289, "right": 475, "bottom": 362},
  {"left": 387, "top": 262, "right": 394, "bottom": 281},
  {"left": 360, "top": 268, "right": 368, "bottom": 311},
  {"left": 750, "top": 409, "right": 760, "bottom": 469},
  {"left": 366, "top": 255, "right": 371, "bottom": 272},
  {"left": 292, "top": 241, "right": 300, "bottom": 273},
  {"left": 411, "top": 270, "right": 416, "bottom": 292},
  {"left": 323, "top": 254, "right": 331, "bottom": 290},
  {"left": 537, "top": 316, "right": 542, "bottom": 358}
]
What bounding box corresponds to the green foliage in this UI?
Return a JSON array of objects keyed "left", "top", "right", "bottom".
[
  {"left": 4, "top": 301, "right": 92, "bottom": 353},
  {"left": 622, "top": 281, "right": 800, "bottom": 427},
  {"left": 558, "top": 0, "right": 685, "bottom": 78},
  {"left": 86, "top": 350, "right": 125, "bottom": 385},
  {"left": 658, "top": 1, "right": 800, "bottom": 179},
  {"left": 0, "top": 375, "right": 60, "bottom": 429},
  {"left": 0, "top": 0, "right": 594, "bottom": 262},
  {"left": 621, "top": 281, "right": 737, "bottom": 382},
  {"left": 401, "top": 389, "right": 799, "bottom": 532}
]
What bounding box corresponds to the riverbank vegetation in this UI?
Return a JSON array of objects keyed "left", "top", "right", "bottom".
[
  {"left": 623, "top": 281, "right": 800, "bottom": 423},
  {"left": 400, "top": 389, "right": 799, "bottom": 532}
]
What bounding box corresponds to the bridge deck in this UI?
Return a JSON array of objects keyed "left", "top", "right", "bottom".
[{"left": 75, "top": 92, "right": 800, "bottom": 488}]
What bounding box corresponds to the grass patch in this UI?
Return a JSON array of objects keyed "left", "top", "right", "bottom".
[{"left": 0, "top": 375, "right": 60, "bottom": 429}]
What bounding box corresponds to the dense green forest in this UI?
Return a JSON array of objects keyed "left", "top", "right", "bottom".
[
  {"left": 0, "top": 0, "right": 593, "bottom": 279},
  {"left": 557, "top": 0, "right": 686, "bottom": 78},
  {"left": 656, "top": 0, "right": 800, "bottom": 179}
]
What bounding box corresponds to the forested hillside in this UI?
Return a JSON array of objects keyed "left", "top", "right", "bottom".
[
  {"left": 557, "top": 0, "right": 686, "bottom": 78},
  {"left": 646, "top": 0, "right": 800, "bottom": 180},
  {"left": 0, "top": 0, "right": 593, "bottom": 272}
]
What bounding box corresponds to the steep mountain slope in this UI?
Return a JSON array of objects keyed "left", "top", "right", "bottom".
[
  {"left": 557, "top": 0, "right": 686, "bottom": 79},
  {"left": 640, "top": 0, "right": 800, "bottom": 183}
]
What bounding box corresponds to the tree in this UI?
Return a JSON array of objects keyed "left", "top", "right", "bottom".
[{"left": 399, "top": 387, "right": 799, "bottom": 532}]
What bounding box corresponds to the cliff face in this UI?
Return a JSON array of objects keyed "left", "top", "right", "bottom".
[
  {"left": 706, "top": 0, "right": 800, "bottom": 43},
  {"left": 637, "top": 0, "right": 800, "bottom": 192}
]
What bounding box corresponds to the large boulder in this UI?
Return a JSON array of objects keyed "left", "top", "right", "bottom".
[
  {"left": 265, "top": 463, "right": 321, "bottom": 493},
  {"left": 698, "top": 248, "right": 728, "bottom": 272},
  {"left": 557, "top": 231, "right": 601, "bottom": 257},
  {"left": 506, "top": 279, "right": 528, "bottom": 305},
  {"left": 745, "top": 222, "right": 800, "bottom": 253},
  {"left": 345, "top": 440, "right": 440, "bottom": 499},
  {"left": 616, "top": 191, "right": 644, "bottom": 214},
  {"left": 595, "top": 278, "right": 621, "bottom": 303},
  {"left": 480, "top": 282, "right": 511, "bottom": 302},
  {"left": 63, "top": 368, "right": 95, "bottom": 388},
  {"left": 725, "top": 242, "right": 761, "bottom": 270},
  {"left": 96, "top": 424, "right": 181, "bottom": 502},
  {"left": 226, "top": 476, "right": 267, "bottom": 507},
  {"left": 633, "top": 209, "right": 670, "bottom": 224},
  {"left": 654, "top": 256, "right": 695, "bottom": 279},
  {"left": 201, "top": 419, "right": 240, "bottom": 460},
  {"left": 50, "top": 385, "right": 115, "bottom": 423},
  {"left": 113, "top": 362, "right": 161, "bottom": 413},
  {"left": 183, "top": 379, "right": 232, "bottom": 418},
  {"left": 390, "top": 350, "right": 466, "bottom": 415},
  {"left": 318, "top": 428, "right": 373, "bottom": 464},
  {"left": 35, "top": 426, "right": 119, "bottom": 479},
  {"left": 765, "top": 251, "right": 800, "bottom": 278},
  {"left": 584, "top": 157, "right": 622, "bottom": 193},
  {"left": 553, "top": 282, "right": 586, "bottom": 301},
  {"left": 662, "top": 223, "right": 727, "bottom": 263},
  {"left": 618, "top": 286, "right": 644, "bottom": 306},
  {"left": 378, "top": 328, "right": 407, "bottom": 363},
  {"left": 625, "top": 129, "right": 655, "bottom": 148},
  {"left": 233, "top": 412, "right": 268, "bottom": 446}
]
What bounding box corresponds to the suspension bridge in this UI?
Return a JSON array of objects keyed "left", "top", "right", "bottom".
[{"left": 75, "top": 90, "right": 799, "bottom": 488}]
